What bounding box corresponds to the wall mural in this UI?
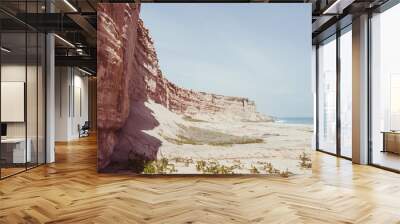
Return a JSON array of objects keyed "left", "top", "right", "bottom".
[{"left": 97, "top": 3, "right": 313, "bottom": 176}]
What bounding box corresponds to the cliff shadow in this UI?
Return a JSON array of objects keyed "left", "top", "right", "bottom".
[{"left": 102, "top": 100, "right": 162, "bottom": 173}]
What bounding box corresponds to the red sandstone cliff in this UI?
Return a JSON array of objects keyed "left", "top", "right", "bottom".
[
  {"left": 135, "top": 20, "right": 271, "bottom": 122},
  {"left": 97, "top": 3, "right": 271, "bottom": 171}
]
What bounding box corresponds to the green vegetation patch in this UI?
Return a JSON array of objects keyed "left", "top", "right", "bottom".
[
  {"left": 143, "top": 158, "right": 177, "bottom": 174},
  {"left": 162, "top": 125, "right": 264, "bottom": 146},
  {"left": 195, "top": 160, "right": 235, "bottom": 174},
  {"left": 183, "top": 116, "right": 207, "bottom": 123}
]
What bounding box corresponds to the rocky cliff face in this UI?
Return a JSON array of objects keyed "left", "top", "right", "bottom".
[
  {"left": 135, "top": 20, "right": 271, "bottom": 122},
  {"left": 97, "top": 3, "right": 271, "bottom": 171},
  {"left": 97, "top": 3, "right": 142, "bottom": 171}
]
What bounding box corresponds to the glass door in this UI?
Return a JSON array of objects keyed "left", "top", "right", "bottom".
[
  {"left": 317, "top": 35, "right": 337, "bottom": 154},
  {"left": 370, "top": 4, "right": 400, "bottom": 171}
]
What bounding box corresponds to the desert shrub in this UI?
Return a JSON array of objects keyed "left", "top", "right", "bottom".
[
  {"left": 172, "top": 157, "right": 193, "bottom": 167},
  {"left": 264, "top": 162, "right": 274, "bottom": 174},
  {"left": 262, "top": 162, "right": 293, "bottom": 177},
  {"left": 272, "top": 168, "right": 281, "bottom": 175},
  {"left": 143, "top": 161, "right": 157, "bottom": 174},
  {"left": 298, "top": 152, "right": 312, "bottom": 169},
  {"left": 249, "top": 165, "right": 260, "bottom": 174},
  {"left": 166, "top": 163, "right": 177, "bottom": 173},
  {"left": 231, "top": 160, "right": 243, "bottom": 170},
  {"left": 196, "top": 160, "right": 235, "bottom": 174},
  {"left": 280, "top": 169, "right": 292, "bottom": 178},
  {"left": 263, "top": 163, "right": 283, "bottom": 175},
  {"left": 196, "top": 160, "right": 207, "bottom": 172},
  {"left": 142, "top": 158, "right": 178, "bottom": 174},
  {"left": 203, "top": 161, "right": 219, "bottom": 174},
  {"left": 204, "top": 163, "right": 234, "bottom": 174},
  {"left": 230, "top": 164, "right": 243, "bottom": 170}
]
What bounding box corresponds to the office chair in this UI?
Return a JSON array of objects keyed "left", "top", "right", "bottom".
[{"left": 79, "top": 121, "right": 90, "bottom": 138}]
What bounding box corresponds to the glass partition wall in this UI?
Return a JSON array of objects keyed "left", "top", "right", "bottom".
[
  {"left": 0, "top": 2, "right": 46, "bottom": 179},
  {"left": 317, "top": 1, "right": 400, "bottom": 172},
  {"left": 339, "top": 27, "right": 352, "bottom": 159},
  {"left": 317, "top": 35, "right": 337, "bottom": 155},
  {"left": 316, "top": 27, "right": 352, "bottom": 159},
  {"left": 370, "top": 3, "right": 400, "bottom": 171}
]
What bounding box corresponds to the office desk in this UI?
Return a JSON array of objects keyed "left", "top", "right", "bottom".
[
  {"left": 1, "top": 138, "right": 31, "bottom": 163},
  {"left": 382, "top": 131, "right": 400, "bottom": 154}
]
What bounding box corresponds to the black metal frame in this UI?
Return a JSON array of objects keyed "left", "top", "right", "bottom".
[
  {"left": 315, "top": 23, "right": 353, "bottom": 162},
  {"left": 367, "top": 11, "right": 373, "bottom": 166},
  {"left": 336, "top": 27, "right": 341, "bottom": 157},
  {"left": 315, "top": 44, "right": 319, "bottom": 151}
]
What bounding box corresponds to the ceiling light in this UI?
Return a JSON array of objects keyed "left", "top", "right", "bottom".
[
  {"left": 63, "top": 0, "right": 78, "bottom": 12},
  {"left": 323, "top": 0, "right": 354, "bottom": 15},
  {"left": 1, "top": 47, "right": 11, "bottom": 53},
  {"left": 78, "top": 67, "right": 94, "bottom": 76},
  {"left": 323, "top": 1, "right": 341, "bottom": 14},
  {"left": 54, "top": 34, "right": 75, "bottom": 48}
]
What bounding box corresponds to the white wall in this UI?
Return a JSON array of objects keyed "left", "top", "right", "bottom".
[
  {"left": 1, "top": 65, "right": 41, "bottom": 137},
  {"left": 55, "top": 66, "right": 70, "bottom": 141},
  {"left": 55, "top": 67, "right": 89, "bottom": 141},
  {"left": 1, "top": 65, "right": 27, "bottom": 139}
]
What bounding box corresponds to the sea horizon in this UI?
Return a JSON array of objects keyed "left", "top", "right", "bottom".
[{"left": 276, "top": 117, "right": 313, "bottom": 125}]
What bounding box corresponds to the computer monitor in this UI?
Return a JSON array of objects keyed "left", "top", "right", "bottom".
[{"left": 1, "top": 123, "right": 7, "bottom": 137}]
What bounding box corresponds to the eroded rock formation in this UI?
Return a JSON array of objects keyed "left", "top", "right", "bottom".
[
  {"left": 134, "top": 20, "right": 271, "bottom": 122},
  {"left": 97, "top": 3, "right": 272, "bottom": 172},
  {"left": 97, "top": 3, "right": 142, "bottom": 171}
]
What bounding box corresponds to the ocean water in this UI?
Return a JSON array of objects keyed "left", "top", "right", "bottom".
[{"left": 276, "top": 117, "right": 313, "bottom": 125}]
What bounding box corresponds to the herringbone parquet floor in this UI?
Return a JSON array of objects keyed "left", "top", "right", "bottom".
[{"left": 1, "top": 135, "right": 400, "bottom": 224}]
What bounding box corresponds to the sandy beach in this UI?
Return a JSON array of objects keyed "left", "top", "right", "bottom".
[{"left": 144, "top": 101, "right": 313, "bottom": 175}]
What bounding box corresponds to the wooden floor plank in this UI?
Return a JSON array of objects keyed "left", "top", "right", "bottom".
[{"left": 1, "top": 135, "right": 400, "bottom": 223}]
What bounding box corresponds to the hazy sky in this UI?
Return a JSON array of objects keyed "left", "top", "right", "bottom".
[{"left": 141, "top": 4, "right": 312, "bottom": 118}]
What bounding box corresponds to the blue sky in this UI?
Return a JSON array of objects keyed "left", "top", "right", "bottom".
[{"left": 141, "top": 4, "right": 312, "bottom": 118}]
